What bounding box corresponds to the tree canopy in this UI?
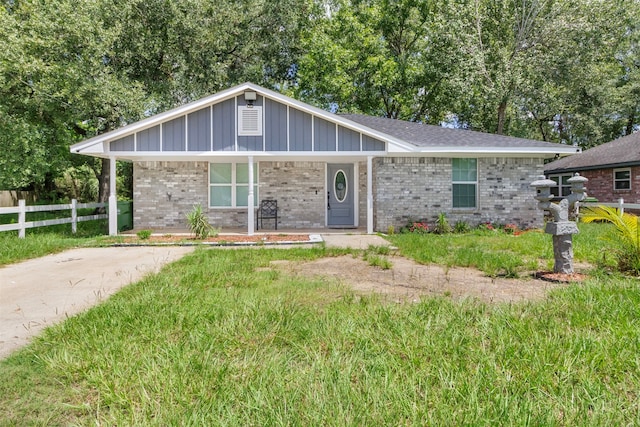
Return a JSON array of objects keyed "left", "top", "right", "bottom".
[{"left": 1, "top": 0, "right": 638, "bottom": 197}]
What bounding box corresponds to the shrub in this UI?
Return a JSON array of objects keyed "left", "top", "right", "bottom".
[
  {"left": 434, "top": 212, "right": 452, "bottom": 234},
  {"left": 581, "top": 205, "right": 640, "bottom": 274},
  {"left": 136, "top": 229, "right": 152, "bottom": 240},
  {"left": 186, "top": 205, "right": 216, "bottom": 239},
  {"left": 453, "top": 220, "right": 471, "bottom": 234}
]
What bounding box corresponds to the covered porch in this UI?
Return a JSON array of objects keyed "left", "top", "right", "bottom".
[{"left": 123, "top": 155, "right": 377, "bottom": 236}]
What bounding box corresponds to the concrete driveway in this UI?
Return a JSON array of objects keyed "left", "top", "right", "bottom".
[{"left": 0, "top": 246, "right": 194, "bottom": 359}]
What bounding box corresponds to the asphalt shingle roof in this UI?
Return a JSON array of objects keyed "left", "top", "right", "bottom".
[
  {"left": 340, "top": 114, "right": 572, "bottom": 149},
  {"left": 544, "top": 132, "right": 640, "bottom": 173}
]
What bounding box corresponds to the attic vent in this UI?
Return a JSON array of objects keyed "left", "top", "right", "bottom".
[{"left": 238, "top": 106, "right": 263, "bottom": 136}]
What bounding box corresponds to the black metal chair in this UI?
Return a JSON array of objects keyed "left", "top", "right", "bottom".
[{"left": 256, "top": 200, "right": 277, "bottom": 230}]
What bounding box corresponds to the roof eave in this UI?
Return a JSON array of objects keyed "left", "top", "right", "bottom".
[
  {"left": 406, "top": 146, "right": 580, "bottom": 157},
  {"left": 545, "top": 160, "right": 640, "bottom": 174}
]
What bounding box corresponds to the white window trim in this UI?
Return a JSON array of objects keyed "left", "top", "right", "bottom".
[
  {"left": 208, "top": 162, "right": 259, "bottom": 209},
  {"left": 452, "top": 158, "right": 478, "bottom": 209},
  {"left": 613, "top": 168, "right": 632, "bottom": 191}
]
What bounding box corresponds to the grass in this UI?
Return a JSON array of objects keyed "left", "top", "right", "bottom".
[
  {"left": 1, "top": 222, "right": 638, "bottom": 424},
  {"left": 0, "top": 220, "right": 108, "bottom": 266},
  {"left": 1, "top": 245, "right": 639, "bottom": 425},
  {"left": 388, "top": 223, "right": 613, "bottom": 277}
]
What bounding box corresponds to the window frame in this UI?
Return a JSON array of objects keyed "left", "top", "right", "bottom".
[
  {"left": 208, "top": 162, "right": 259, "bottom": 208},
  {"left": 452, "top": 158, "right": 478, "bottom": 209},
  {"left": 548, "top": 174, "right": 572, "bottom": 198},
  {"left": 613, "top": 168, "right": 631, "bottom": 191}
]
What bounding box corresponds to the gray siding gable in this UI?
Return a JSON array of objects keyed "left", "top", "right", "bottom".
[{"left": 108, "top": 94, "right": 387, "bottom": 154}]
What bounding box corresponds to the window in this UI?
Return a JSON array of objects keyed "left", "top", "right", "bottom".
[
  {"left": 614, "top": 168, "right": 631, "bottom": 190},
  {"left": 548, "top": 174, "right": 572, "bottom": 197},
  {"left": 209, "top": 163, "right": 258, "bottom": 208},
  {"left": 452, "top": 158, "right": 477, "bottom": 208}
]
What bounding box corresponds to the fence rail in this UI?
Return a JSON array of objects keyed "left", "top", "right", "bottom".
[
  {"left": 0, "top": 199, "right": 107, "bottom": 238},
  {"left": 581, "top": 198, "right": 640, "bottom": 215}
]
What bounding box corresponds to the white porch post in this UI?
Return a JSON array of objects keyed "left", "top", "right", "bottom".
[
  {"left": 367, "top": 156, "right": 373, "bottom": 234},
  {"left": 247, "top": 155, "right": 255, "bottom": 236},
  {"left": 108, "top": 156, "right": 118, "bottom": 236}
]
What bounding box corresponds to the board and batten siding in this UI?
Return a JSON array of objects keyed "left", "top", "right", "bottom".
[{"left": 109, "top": 95, "right": 385, "bottom": 153}]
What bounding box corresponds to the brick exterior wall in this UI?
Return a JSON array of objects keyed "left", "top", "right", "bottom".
[
  {"left": 133, "top": 161, "right": 210, "bottom": 229},
  {"left": 578, "top": 167, "right": 640, "bottom": 204},
  {"left": 133, "top": 157, "right": 544, "bottom": 231},
  {"left": 373, "top": 157, "right": 544, "bottom": 231},
  {"left": 259, "top": 161, "right": 325, "bottom": 228},
  {"left": 134, "top": 161, "right": 333, "bottom": 230}
]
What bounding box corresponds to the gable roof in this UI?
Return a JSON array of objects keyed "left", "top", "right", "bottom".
[
  {"left": 70, "top": 82, "right": 579, "bottom": 159},
  {"left": 70, "top": 82, "right": 414, "bottom": 156},
  {"left": 544, "top": 131, "right": 640, "bottom": 174}
]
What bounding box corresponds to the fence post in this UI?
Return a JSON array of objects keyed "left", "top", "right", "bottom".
[
  {"left": 619, "top": 198, "right": 624, "bottom": 215},
  {"left": 71, "top": 199, "right": 77, "bottom": 234},
  {"left": 18, "top": 199, "right": 26, "bottom": 238}
]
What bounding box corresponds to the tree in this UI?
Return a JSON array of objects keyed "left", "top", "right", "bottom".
[
  {"left": 1, "top": 0, "right": 311, "bottom": 200},
  {"left": 297, "top": 0, "right": 459, "bottom": 123},
  {"left": 0, "top": 0, "right": 147, "bottom": 201},
  {"left": 453, "top": 0, "right": 640, "bottom": 145},
  {"left": 104, "top": 0, "right": 311, "bottom": 109}
]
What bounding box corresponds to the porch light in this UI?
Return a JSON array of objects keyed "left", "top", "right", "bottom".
[{"left": 244, "top": 90, "right": 257, "bottom": 107}]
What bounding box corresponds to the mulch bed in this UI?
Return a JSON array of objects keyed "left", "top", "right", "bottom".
[
  {"left": 109, "top": 234, "right": 313, "bottom": 245},
  {"left": 535, "top": 271, "right": 588, "bottom": 283}
]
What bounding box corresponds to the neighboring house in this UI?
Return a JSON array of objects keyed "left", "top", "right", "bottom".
[
  {"left": 70, "top": 83, "right": 579, "bottom": 235},
  {"left": 544, "top": 132, "right": 640, "bottom": 202}
]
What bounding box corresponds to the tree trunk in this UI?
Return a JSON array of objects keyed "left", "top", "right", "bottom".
[
  {"left": 496, "top": 100, "right": 507, "bottom": 135},
  {"left": 625, "top": 111, "right": 636, "bottom": 136}
]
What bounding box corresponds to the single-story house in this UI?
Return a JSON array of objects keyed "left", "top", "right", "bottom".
[
  {"left": 70, "top": 82, "right": 579, "bottom": 235},
  {"left": 544, "top": 131, "right": 640, "bottom": 202}
]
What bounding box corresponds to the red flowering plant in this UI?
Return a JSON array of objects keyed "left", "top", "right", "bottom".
[
  {"left": 477, "top": 221, "right": 495, "bottom": 231},
  {"left": 503, "top": 223, "right": 520, "bottom": 234},
  {"left": 409, "top": 222, "right": 430, "bottom": 234}
]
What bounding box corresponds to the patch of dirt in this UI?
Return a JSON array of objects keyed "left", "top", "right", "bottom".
[
  {"left": 273, "top": 255, "right": 576, "bottom": 304},
  {"left": 535, "top": 271, "right": 588, "bottom": 283}
]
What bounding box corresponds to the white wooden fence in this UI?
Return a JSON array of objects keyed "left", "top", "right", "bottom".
[
  {"left": 0, "top": 199, "right": 107, "bottom": 238},
  {"left": 581, "top": 198, "right": 640, "bottom": 215}
]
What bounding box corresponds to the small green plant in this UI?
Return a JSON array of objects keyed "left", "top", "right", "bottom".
[
  {"left": 434, "top": 212, "right": 452, "bottom": 234},
  {"left": 364, "top": 253, "right": 392, "bottom": 270},
  {"left": 186, "top": 204, "right": 215, "bottom": 239},
  {"left": 453, "top": 220, "right": 471, "bottom": 234},
  {"left": 366, "top": 244, "right": 390, "bottom": 255},
  {"left": 136, "top": 229, "right": 152, "bottom": 240},
  {"left": 387, "top": 225, "right": 395, "bottom": 235},
  {"left": 581, "top": 205, "right": 640, "bottom": 274}
]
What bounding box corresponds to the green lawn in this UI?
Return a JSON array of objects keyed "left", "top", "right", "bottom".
[
  {"left": 1, "top": 225, "right": 639, "bottom": 425},
  {"left": 0, "top": 219, "right": 108, "bottom": 266}
]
